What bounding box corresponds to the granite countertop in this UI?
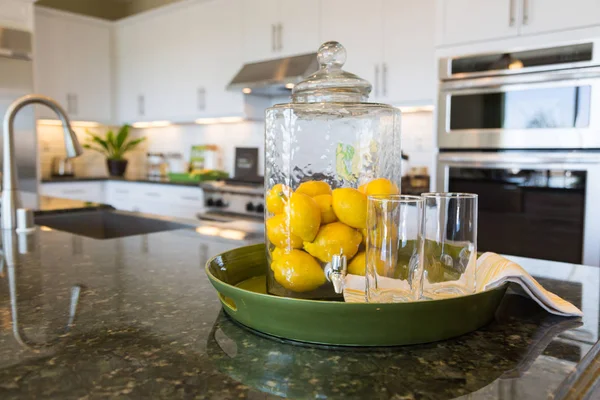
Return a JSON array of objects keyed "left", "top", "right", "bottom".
[
  {"left": 41, "top": 176, "right": 201, "bottom": 187},
  {"left": 0, "top": 222, "right": 598, "bottom": 399}
]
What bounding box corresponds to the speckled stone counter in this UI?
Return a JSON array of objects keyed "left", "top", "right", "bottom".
[{"left": 0, "top": 224, "right": 598, "bottom": 399}]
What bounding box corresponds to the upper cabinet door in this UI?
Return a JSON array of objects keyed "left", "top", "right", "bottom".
[
  {"left": 382, "top": 0, "right": 435, "bottom": 106},
  {"left": 115, "top": 22, "right": 144, "bottom": 124},
  {"left": 34, "top": 8, "right": 111, "bottom": 123},
  {"left": 518, "top": 0, "right": 600, "bottom": 36},
  {"left": 320, "top": 0, "right": 383, "bottom": 99},
  {"left": 34, "top": 10, "right": 69, "bottom": 119},
  {"left": 241, "top": 0, "right": 280, "bottom": 62},
  {"left": 200, "top": 0, "right": 245, "bottom": 117},
  {"left": 278, "top": 0, "right": 320, "bottom": 57},
  {"left": 66, "top": 18, "right": 112, "bottom": 123},
  {"left": 437, "top": 0, "right": 520, "bottom": 46},
  {"left": 0, "top": 0, "right": 33, "bottom": 31}
]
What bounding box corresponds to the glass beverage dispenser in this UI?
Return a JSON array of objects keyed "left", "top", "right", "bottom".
[{"left": 265, "top": 42, "right": 402, "bottom": 299}]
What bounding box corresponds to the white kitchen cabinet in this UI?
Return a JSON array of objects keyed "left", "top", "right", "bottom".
[
  {"left": 437, "top": 0, "right": 600, "bottom": 46},
  {"left": 115, "top": 0, "right": 245, "bottom": 123},
  {"left": 242, "top": 0, "right": 320, "bottom": 62},
  {"left": 40, "top": 182, "right": 105, "bottom": 203},
  {"left": 382, "top": 0, "right": 435, "bottom": 105},
  {"left": 320, "top": 0, "right": 382, "bottom": 98},
  {"left": 114, "top": 21, "right": 144, "bottom": 124},
  {"left": 321, "top": 0, "right": 434, "bottom": 105},
  {"left": 436, "top": 0, "right": 519, "bottom": 46},
  {"left": 519, "top": 0, "right": 600, "bottom": 36},
  {"left": 34, "top": 7, "right": 112, "bottom": 123},
  {"left": 105, "top": 181, "right": 204, "bottom": 219},
  {"left": 114, "top": 18, "right": 157, "bottom": 124},
  {"left": 241, "top": 0, "right": 279, "bottom": 62},
  {"left": 167, "top": 0, "right": 245, "bottom": 121},
  {"left": 0, "top": 0, "right": 33, "bottom": 31},
  {"left": 278, "top": 0, "right": 321, "bottom": 58}
]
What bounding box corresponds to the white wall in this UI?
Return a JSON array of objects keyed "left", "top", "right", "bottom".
[
  {"left": 400, "top": 111, "right": 435, "bottom": 174},
  {"left": 38, "top": 111, "right": 435, "bottom": 179}
]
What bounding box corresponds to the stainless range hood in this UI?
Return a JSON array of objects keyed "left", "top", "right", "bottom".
[{"left": 227, "top": 53, "right": 318, "bottom": 97}]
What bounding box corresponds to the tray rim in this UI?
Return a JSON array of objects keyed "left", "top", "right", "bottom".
[{"left": 205, "top": 243, "right": 508, "bottom": 307}]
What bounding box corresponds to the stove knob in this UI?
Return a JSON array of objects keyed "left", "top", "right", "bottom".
[
  {"left": 215, "top": 199, "right": 225, "bottom": 208},
  {"left": 206, "top": 198, "right": 214, "bottom": 207},
  {"left": 246, "top": 202, "right": 255, "bottom": 212},
  {"left": 255, "top": 204, "right": 264, "bottom": 213}
]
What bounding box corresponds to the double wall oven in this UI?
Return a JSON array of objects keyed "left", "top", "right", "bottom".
[{"left": 436, "top": 41, "right": 600, "bottom": 266}]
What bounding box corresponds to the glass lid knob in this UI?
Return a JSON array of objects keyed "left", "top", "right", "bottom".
[
  {"left": 292, "top": 41, "right": 372, "bottom": 103},
  {"left": 317, "top": 41, "right": 347, "bottom": 70}
]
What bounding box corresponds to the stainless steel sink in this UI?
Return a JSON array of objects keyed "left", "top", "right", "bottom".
[{"left": 34, "top": 209, "right": 195, "bottom": 239}]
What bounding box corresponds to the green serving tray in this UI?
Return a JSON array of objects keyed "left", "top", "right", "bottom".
[{"left": 206, "top": 244, "right": 508, "bottom": 347}]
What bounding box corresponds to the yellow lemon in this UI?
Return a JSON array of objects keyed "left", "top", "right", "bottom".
[
  {"left": 303, "top": 222, "right": 362, "bottom": 263},
  {"left": 289, "top": 192, "right": 321, "bottom": 242},
  {"left": 358, "top": 183, "right": 368, "bottom": 194},
  {"left": 313, "top": 194, "right": 338, "bottom": 224},
  {"left": 266, "top": 214, "right": 303, "bottom": 249},
  {"left": 361, "top": 228, "right": 367, "bottom": 246},
  {"left": 296, "top": 181, "right": 332, "bottom": 197},
  {"left": 270, "top": 247, "right": 288, "bottom": 264},
  {"left": 364, "top": 178, "right": 399, "bottom": 196},
  {"left": 331, "top": 187, "right": 367, "bottom": 229},
  {"left": 271, "top": 250, "right": 326, "bottom": 292},
  {"left": 348, "top": 251, "right": 366, "bottom": 275},
  {"left": 266, "top": 184, "right": 291, "bottom": 215},
  {"left": 347, "top": 251, "right": 386, "bottom": 276}
]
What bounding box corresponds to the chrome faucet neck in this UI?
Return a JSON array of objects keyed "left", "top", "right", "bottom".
[{"left": 2, "top": 95, "right": 83, "bottom": 230}]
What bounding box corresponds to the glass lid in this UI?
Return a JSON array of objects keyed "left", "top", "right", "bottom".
[{"left": 292, "top": 41, "right": 372, "bottom": 103}]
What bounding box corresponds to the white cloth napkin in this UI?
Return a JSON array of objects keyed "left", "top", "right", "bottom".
[{"left": 344, "top": 252, "right": 583, "bottom": 317}]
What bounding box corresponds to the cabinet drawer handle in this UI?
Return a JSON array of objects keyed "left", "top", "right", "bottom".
[
  {"left": 271, "top": 24, "right": 277, "bottom": 52},
  {"left": 138, "top": 95, "right": 145, "bottom": 116},
  {"left": 509, "top": 0, "right": 516, "bottom": 26},
  {"left": 382, "top": 63, "right": 388, "bottom": 97},
  {"left": 145, "top": 192, "right": 161, "bottom": 197},
  {"left": 115, "top": 189, "right": 129, "bottom": 194},
  {"left": 374, "top": 64, "right": 380, "bottom": 97},
  {"left": 63, "top": 189, "right": 85, "bottom": 194},
  {"left": 73, "top": 93, "right": 78, "bottom": 115},
  {"left": 277, "top": 23, "right": 283, "bottom": 51},
  {"left": 522, "top": 0, "right": 529, "bottom": 25},
  {"left": 197, "top": 87, "right": 206, "bottom": 111},
  {"left": 181, "top": 195, "right": 201, "bottom": 201}
]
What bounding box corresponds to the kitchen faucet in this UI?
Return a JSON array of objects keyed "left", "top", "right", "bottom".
[{"left": 2, "top": 95, "right": 83, "bottom": 230}]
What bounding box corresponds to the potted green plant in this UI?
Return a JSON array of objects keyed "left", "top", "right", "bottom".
[{"left": 83, "top": 125, "right": 146, "bottom": 177}]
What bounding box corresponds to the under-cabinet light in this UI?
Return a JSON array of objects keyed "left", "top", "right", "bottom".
[
  {"left": 38, "top": 119, "right": 101, "bottom": 128},
  {"left": 285, "top": 83, "right": 295, "bottom": 89},
  {"left": 194, "top": 116, "right": 244, "bottom": 125},
  {"left": 131, "top": 121, "right": 172, "bottom": 128},
  {"left": 242, "top": 88, "right": 252, "bottom": 94}
]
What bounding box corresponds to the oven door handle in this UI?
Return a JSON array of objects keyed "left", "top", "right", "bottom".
[
  {"left": 438, "top": 152, "right": 600, "bottom": 165},
  {"left": 440, "top": 66, "right": 600, "bottom": 92}
]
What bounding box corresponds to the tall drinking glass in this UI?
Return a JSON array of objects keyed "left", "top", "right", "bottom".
[
  {"left": 422, "top": 193, "right": 478, "bottom": 298},
  {"left": 366, "top": 195, "right": 424, "bottom": 303}
]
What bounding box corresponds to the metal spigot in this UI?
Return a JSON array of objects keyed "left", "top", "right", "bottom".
[
  {"left": 2, "top": 95, "right": 83, "bottom": 230},
  {"left": 325, "top": 254, "right": 347, "bottom": 294}
]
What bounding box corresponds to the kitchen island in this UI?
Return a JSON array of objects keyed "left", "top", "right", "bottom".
[{"left": 0, "top": 221, "right": 597, "bottom": 399}]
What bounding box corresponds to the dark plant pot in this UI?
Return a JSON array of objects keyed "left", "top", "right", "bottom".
[{"left": 106, "top": 159, "right": 128, "bottom": 177}]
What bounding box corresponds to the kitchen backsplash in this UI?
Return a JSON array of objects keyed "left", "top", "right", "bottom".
[
  {"left": 38, "top": 111, "right": 434, "bottom": 179},
  {"left": 38, "top": 124, "right": 149, "bottom": 179}
]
